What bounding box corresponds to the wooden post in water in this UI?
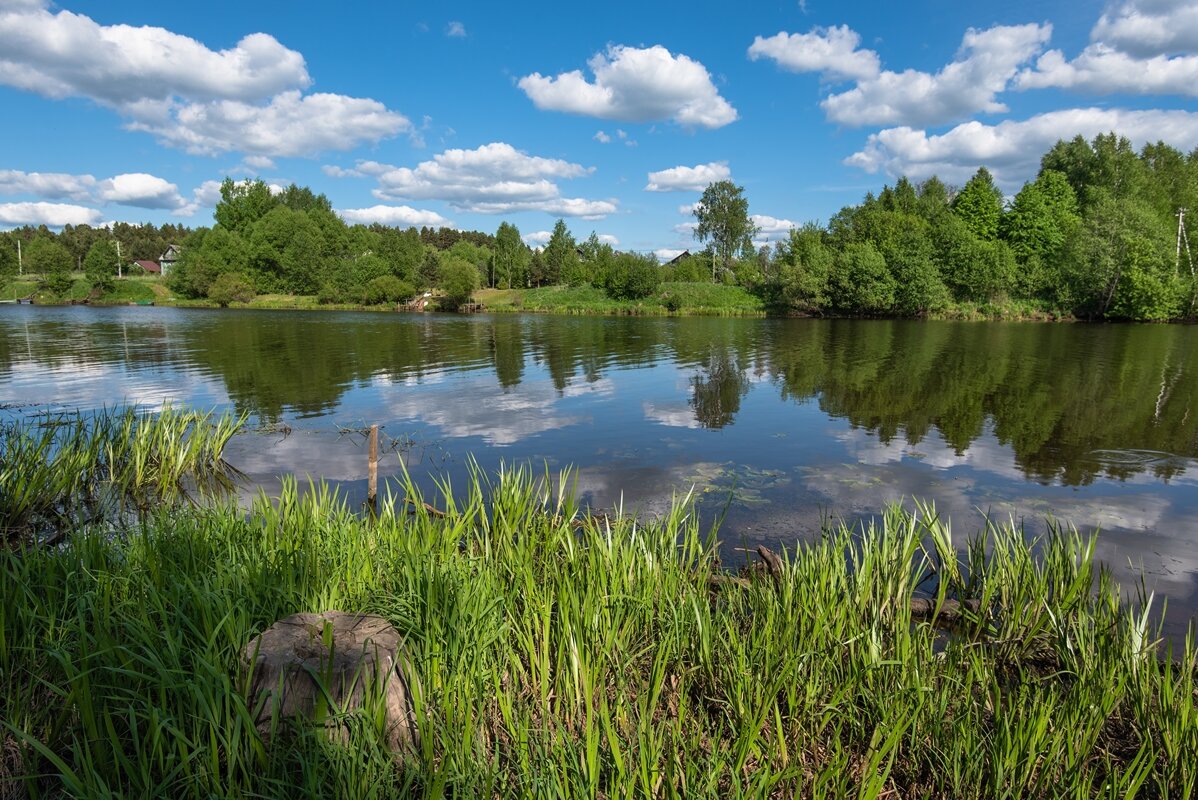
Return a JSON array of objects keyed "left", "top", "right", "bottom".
[{"left": 367, "top": 424, "right": 379, "bottom": 514}]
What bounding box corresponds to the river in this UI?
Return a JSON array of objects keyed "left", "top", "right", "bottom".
[{"left": 4, "top": 306, "right": 1197, "bottom": 635}]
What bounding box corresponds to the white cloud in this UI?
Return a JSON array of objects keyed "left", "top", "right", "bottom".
[
  {"left": 1017, "top": 0, "right": 1198, "bottom": 96},
  {"left": 0, "top": 2, "right": 309, "bottom": 106},
  {"left": 0, "top": 169, "right": 95, "bottom": 200},
  {"left": 645, "top": 162, "right": 731, "bottom": 192},
  {"left": 523, "top": 230, "right": 552, "bottom": 246},
  {"left": 747, "top": 25, "right": 881, "bottom": 81},
  {"left": 820, "top": 23, "right": 1052, "bottom": 127},
  {"left": 518, "top": 44, "right": 738, "bottom": 129},
  {"left": 0, "top": 200, "right": 103, "bottom": 227},
  {"left": 1, "top": 168, "right": 194, "bottom": 213},
  {"left": 0, "top": 3, "right": 407, "bottom": 159},
  {"left": 673, "top": 221, "right": 697, "bottom": 235},
  {"left": 655, "top": 248, "right": 686, "bottom": 261},
  {"left": 1017, "top": 44, "right": 1198, "bottom": 95},
  {"left": 127, "top": 90, "right": 410, "bottom": 157},
  {"left": 338, "top": 204, "right": 451, "bottom": 228},
  {"left": 97, "top": 172, "right": 187, "bottom": 210},
  {"left": 593, "top": 130, "right": 611, "bottom": 143},
  {"left": 677, "top": 202, "right": 701, "bottom": 215},
  {"left": 596, "top": 233, "right": 619, "bottom": 246},
  {"left": 351, "top": 142, "right": 616, "bottom": 219},
  {"left": 845, "top": 107, "right": 1198, "bottom": 190},
  {"left": 446, "top": 20, "right": 466, "bottom": 37},
  {"left": 1092, "top": 0, "right": 1198, "bottom": 57},
  {"left": 752, "top": 214, "right": 797, "bottom": 242}
]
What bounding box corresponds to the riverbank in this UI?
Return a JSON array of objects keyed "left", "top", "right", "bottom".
[
  {"left": 4, "top": 275, "right": 1078, "bottom": 320},
  {"left": 1, "top": 412, "right": 1194, "bottom": 798}
]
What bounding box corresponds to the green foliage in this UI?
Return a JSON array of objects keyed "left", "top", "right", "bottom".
[
  {"left": 774, "top": 224, "right": 832, "bottom": 311},
  {"left": 830, "top": 241, "right": 895, "bottom": 313},
  {"left": 951, "top": 167, "right": 1003, "bottom": 241},
  {"left": 207, "top": 272, "right": 256, "bottom": 307},
  {"left": 83, "top": 239, "right": 119, "bottom": 293},
  {"left": 0, "top": 233, "right": 18, "bottom": 288},
  {"left": 26, "top": 237, "right": 74, "bottom": 294},
  {"left": 695, "top": 180, "right": 758, "bottom": 277},
  {"left": 363, "top": 275, "right": 415, "bottom": 305},
  {"left": 214, "top": 178, "right": 280, "bottom": 235},
  {"left": 603, "top": 252, "right": 661, "bottom": 300},
  {"left": 438, "top": 256, "right": 478, "bottom": 308},
  {"left": 542, "top": 219, "right": 578, "bottom": 286},
  {"left": 493, "top": 222, "right": 528, "bottom": 289},
  {"left": 169, "top": 227, "right": 250, "bottom": 298}
]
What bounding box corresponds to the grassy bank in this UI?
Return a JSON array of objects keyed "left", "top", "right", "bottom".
[
  {"left": 479, "top": 282, "right": 767, "bottom": 316},
  {"left": 1, "top": 414, "right": 1195, "bottom": 797}
]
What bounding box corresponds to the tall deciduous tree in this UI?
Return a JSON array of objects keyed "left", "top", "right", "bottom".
[
  {"left": 951, "top": 167, "right": 1004, "bottom": 241},
  {"left": 542, "top": 219, "right": 577, "bottom": 286},
  {"left": 493, "top": 222, "right": 527, "bottom": 289},
  {"left": 694, "top": 180, "right": 758, "bottom": 280},
  {"left": 214, "top": 178, "right": 279, "bottom": 235},
  {"left": 83, "top": 239, "right": 119, "bottom": 293}
]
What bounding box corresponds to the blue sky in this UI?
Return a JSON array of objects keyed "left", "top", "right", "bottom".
[{"left": 1, "top": 0, "right": 1195, "bottom": 257}]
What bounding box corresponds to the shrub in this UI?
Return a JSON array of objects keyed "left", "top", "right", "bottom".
[
  {"left": 317, "top": 282, "right": 343, "bottom": 305},
  {"left": 207, "top": 272, "right": 255, "bottom": 307},
  {"left": 363, "top": 276, "right": 416, "bottom": 305}
]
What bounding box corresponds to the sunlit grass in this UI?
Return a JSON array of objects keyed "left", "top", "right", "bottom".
[{"left": 2, "top": 445, "right": 1195, "bottom": 797}]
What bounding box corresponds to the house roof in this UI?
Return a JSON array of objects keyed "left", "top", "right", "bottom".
[{"left": 133, "top": 259, "right": 161, "bottom": 273}]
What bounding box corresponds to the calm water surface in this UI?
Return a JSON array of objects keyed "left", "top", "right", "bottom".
[{"left": 4, "top": 306, "right": 1198, "bottom": 633}]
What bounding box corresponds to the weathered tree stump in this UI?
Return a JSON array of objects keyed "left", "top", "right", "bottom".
[{"left": 241, "top": 611, "right": 419, "bottom": 753}]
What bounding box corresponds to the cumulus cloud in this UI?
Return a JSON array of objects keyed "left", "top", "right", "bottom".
[
  {"left": 96, "top": 172, "right": 187, "bottom": 209},
  {"left": 518, "top": 44, "right": 738, "bottom": 129},
  {"left": 751, "top": 214, "right": 797, "bottom": 243},
  {"left": 593, "top": 130, "right": 611, "bottom": 143},
  {"left": 820, "top": 23, "right": 1052, "bottom": 127},
  {"left": 329, "top": 142, "right": 617, "bottom": 219},
  {"left": 446, "top": 20, "right": 466, "bottom": 37},
  {"left": 523, "top": 230, "right": 552, "bottom": 246},
  {"left": 1017, "top": 1, "right": 1198, "bottom": 96},
  {"left": 655, "top": 248, "right": 687, "bottom": 261},
  {"left": 0, "top": 200, "right": 103, "bottom": 227},
  {"left": 1092, "top": 0, "right": 1198, "bottom": 57},
  {"left": 127, "top": 90, "right": 410, "bottom": 157},
  {"left": 747, "top": 25, "right": 881, "bottom": 81},
  {"left": 0, "top": 168, "right": 197, "bottom": 213},
  {"left": 0, "top": 169, "right": 95, "bottom": 200},
  {"left": 596, "top": 233, "right": 619, "bottom": 246},
  {"left": 645, "top": 162, "right": 731, "bottom": 192},
  {"left": 1018, "top": 44, "right": 1198, "bottom": 95},
  {"left": 0, "top": 2, "right": 309, "bottom": 105},
  {"left": 338, "top": 204, "right": 451, "bottom": 228},
  {"left": 0, "top": 2, "right": 408, "bottom": 158},
  {"left": 845, "top": 107, "right": 1198, "bottom": 190}
]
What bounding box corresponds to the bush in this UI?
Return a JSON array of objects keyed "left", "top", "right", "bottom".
[
  {"left": 604, "top": 253, "right": 661, "bottom": 300},
  {"left": 207, "top": 272, "right": 255, "bottom": 307},
  {"left": 439, "top": 257, "right": 478, "bottom": 309},
  {"left": 317, "top": 282, "right": 343, "bottom": 305},
  {"left": 363, "top": 276, "right": 416, "bottom": 305}
]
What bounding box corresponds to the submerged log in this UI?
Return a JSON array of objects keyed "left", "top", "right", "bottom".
[{"left": 241, "top": 611, "right": 419, "bottom": 753}]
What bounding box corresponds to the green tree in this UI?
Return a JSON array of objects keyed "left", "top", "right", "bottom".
[
  {"left": 1000, "top": 170, "right": 1080, "bottom": 296},
  {"left": 207, "top": 272, "right": 255, "bottom": 307},
  {"left": 774, "top": 223, "right": 832, "bottom": 311},
  {"left": 694, "top": 180, "right": 758, "bottom": 280},
  {"left": 604, "top": 252, "right": 661, "bottom": 300},
  {"left": 83, "top": 239, "right": 119, "bottom": 293},
  {"left": 493, "top": 222, "right": 528, "bottom": 289},
  {"left": 829, "top": 241, "right": 894, "bottom": 313},
  {"left": 0, "top": 234, "right": 16, "bottom": 290},
  {"left": 951, "top": 167, "right": 1004, "bottom": 241},
  {"left": 363, "top": 275, "right": 415, "bottom": 305},
  {"left": 26, "top": 237, "right": 73, "bottom": 294},
  {"left": 438, "top": 256, "right": 478, "bottom": 309},
  {"left": 214, "top": 178, "right": 279, "bottom": 235},
  {"left": 542, "top": 219, "right": 578, "bottom": 286}
]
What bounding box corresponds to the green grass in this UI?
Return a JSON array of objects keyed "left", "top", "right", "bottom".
[{"left": 1, "top": 414, "right": 1195, "bottom": 797}]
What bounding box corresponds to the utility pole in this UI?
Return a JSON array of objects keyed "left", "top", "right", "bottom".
[
  {"left": 1177, "top": 208, "right": 1192, "bottom": 277},
  {"left": 115, "top": 239, "right": 122, "bottom": 279},
  {"left": 16, "top": 238, "right": 21, "bottom": 276}
]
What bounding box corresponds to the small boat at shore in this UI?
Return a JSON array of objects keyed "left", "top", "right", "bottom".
[{"left": 16, "top": 297, "right": 34, "bottom": 305}]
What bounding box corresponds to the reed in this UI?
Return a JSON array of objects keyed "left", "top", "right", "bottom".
[
  {"left": 0, "top": 407, "right": 243, "bottom": 544},
  {"left": 1, "top": 460, "right": 1195, "bottom": 798}
]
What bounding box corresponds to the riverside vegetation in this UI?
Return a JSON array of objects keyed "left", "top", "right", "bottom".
[
  {"left": 2, "top": 131, "right": 1197, "bottom": 320},
  {"left": 2, "top": 410, "right": 1197, "bottom": 798}
]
